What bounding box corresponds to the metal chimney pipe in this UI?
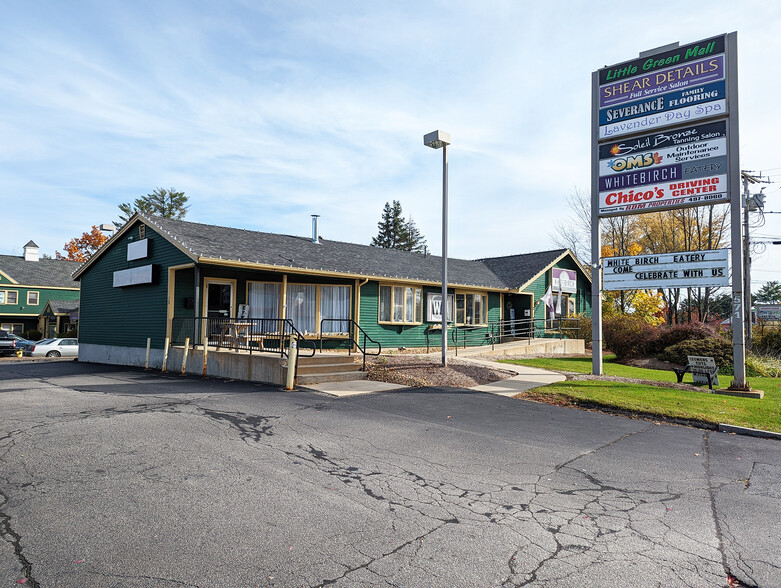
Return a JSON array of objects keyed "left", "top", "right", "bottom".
[{"left": 311, "top": 215, "right": 320, "bottom": 243}]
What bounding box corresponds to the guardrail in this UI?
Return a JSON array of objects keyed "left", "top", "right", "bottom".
[
  {"left": 171, "top": 317, "right": 316, "bottom": 358},
  {"left": 425, "top": 317, "right": 581, "bottom": 356},
  {"left": 319, "top": 318, "right": 382, "bottom": 370}
]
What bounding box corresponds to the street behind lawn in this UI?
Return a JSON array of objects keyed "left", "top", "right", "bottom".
[{"left": 1, "top": 361, "right": 779, "bottom": 587}]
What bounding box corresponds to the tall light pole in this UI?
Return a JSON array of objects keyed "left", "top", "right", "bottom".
[{"left": 424, "top": 130, "right": 451, "bottom": 367}]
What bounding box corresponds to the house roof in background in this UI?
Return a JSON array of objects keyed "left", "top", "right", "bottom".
[
  {"left": 0, "top": 255, "right": 81, "bottom": 288},
  {"left": 45, "top": 299, "right": 80, "bottom": 314}
]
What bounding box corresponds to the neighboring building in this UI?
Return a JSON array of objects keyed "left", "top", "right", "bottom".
[
  {"left": 0, "top": 242, "right": 81, "bottom": 336},
  {"left": 74, "top": 213, "right": 591, "bottom": 372},
  {"left": 40, "top": 299, "right": 81, "bottom": 338}
]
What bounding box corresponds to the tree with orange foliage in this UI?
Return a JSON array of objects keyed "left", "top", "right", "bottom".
[{"left": 56, "top": 226, "right": 108, "bottom": 262}]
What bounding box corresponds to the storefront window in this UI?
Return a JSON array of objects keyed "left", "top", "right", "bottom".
[
  {"left": 455, "top": 293, "right": 488, "bottom": 325},
  {"left": 320, "top": 285, "right": 351, "bottom": 333},
  {"left": 379, "top": 284, "right": 423, "bottom": 325}
]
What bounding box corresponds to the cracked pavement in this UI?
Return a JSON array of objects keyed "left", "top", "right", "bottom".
[{"left": 0, "top": 361, "right": 779, "bottom": 587}]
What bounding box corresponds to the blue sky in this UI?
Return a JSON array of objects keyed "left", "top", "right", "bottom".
[{"left": 2, "top": 1, "right": 780, "bottom": 289}]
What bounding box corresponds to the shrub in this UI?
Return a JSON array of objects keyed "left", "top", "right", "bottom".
[
  {"left": 603, "top": 315, "right": 659, "bottom": 359},
  {"left": 574, "top": 314, "right": 592, "bottom": 346},
  {"left": 744, "top": 353, "right": 781, "bottom": 377},
  {"left": 23, "top": 329, "right": 42, "bottom": 341},
  {"left": 658, "top": 337, "right": 733, "bottom": 369},
  {"left": 648, "top": 321, "right": 718, "bottom": 354},
  {"left": 752, "top": 328, "right": 781, "bottom": 356},
  {"left": 59, "top": 329, "right": 78, "bottom": 338}
]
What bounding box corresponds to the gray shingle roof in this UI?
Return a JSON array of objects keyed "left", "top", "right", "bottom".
[
  {"left": 476, "top": 249, "right": 569, "bottom": 290},
  {"left": 46, "top": 300, "right": 80, "bottom": 314},
  {"left": 135, "top": 214, "right": 579, "bottom": 291},
  {"left": 0, "top": 255, "right": 81, "bottom": 288}
]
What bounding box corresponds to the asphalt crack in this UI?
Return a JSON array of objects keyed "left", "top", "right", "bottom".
[
  {"left": 0, "top": 487, "right": 40, "bottom": 588},
  {"left": 702, "top": 432, "right": 760, "bottom": 588}
]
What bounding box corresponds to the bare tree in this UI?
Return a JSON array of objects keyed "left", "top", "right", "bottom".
[{"left": 550, "top": 187, "right": 592, "bottom": 265}]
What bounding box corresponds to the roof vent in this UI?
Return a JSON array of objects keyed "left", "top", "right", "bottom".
[
  {"left": 23, "top": 240, "right": 39, "bottom": 262},
  {"left": 311, "top": 215, "right": 320, "bottom": 244}
]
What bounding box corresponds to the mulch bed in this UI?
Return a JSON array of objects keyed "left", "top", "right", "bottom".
[{"left": 366, "top": 353, "right": 516, "bottom": 388}]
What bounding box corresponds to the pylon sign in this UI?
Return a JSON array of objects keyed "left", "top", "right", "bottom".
[{"left": 590, "top": 32, "right": 747, "bottom": 386}]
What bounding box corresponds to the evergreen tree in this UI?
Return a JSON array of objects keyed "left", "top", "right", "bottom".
[
  {"left": 755, "top": 281, "right": 781, "bottom": 304},
  {"left": 401, "top": 216, "right": 427, "bottom": 253},
  {"left": 371, "top": 200, "right": 406, "bottom": 249},
  {"left": 117, "top": 187, "right": 189, "bottom": 227}
]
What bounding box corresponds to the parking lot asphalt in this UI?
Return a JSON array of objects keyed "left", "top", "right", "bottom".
[{"left": 1, "top": 361, "right": 779, "bottom": 587}]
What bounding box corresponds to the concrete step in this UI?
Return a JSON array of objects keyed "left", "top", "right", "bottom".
[
  {"left": 297, "top": 361, "right": 362, "bottom": 375},
  {"left": 297, "top": 371, "right": 368, "bottom": 385},
  {"left": 298, "top": 354, "right": 360, "bottom": 366}
]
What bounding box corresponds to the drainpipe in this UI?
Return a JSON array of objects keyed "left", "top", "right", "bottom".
[
  {"left": 355, "top": 279, "right": 369, "bottom": 352},
  {"left": 194, "top": 263, "right": 201, "bottom": 344}
]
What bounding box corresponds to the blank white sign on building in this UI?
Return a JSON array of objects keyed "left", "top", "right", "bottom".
[{"left": 602, "top": 249, "right": 729, "bottom": 291}]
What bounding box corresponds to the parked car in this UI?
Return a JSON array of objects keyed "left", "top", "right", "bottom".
[
  {"left": 10, "top": 334, "right": 35, "bottom": 352},
  {"left": 0, "top": 330, "right": 18, "bottom": 356},
  {"left": 24, "top": 338, "right": 79, "bottom": 358}
]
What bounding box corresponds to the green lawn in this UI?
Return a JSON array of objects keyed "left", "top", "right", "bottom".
[{"left": 500, "top": 356, "right": 781, "bottom": 433}]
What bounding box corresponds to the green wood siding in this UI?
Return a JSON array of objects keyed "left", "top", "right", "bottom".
[
  {"left": 358, "top": 282, "right": 502, "bottom": 349},
  {"left": 0, "top": 287, "right": 78, "bottom": 318},
  {"left": 79, "top": 224, "right": 191, "bottom": 349},
  {"left": 524, "top": 255, "right": 592, "bottom": 337}
]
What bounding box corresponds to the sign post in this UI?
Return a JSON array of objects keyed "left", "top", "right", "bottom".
[{"left": 726, "top": 33, "right": 747, "bottom": 388}]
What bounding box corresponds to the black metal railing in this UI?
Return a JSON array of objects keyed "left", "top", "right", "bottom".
[
  {"left": 171, "top": 316, "right": 316, "bottom": 358},
  {"left": 424, "top": 317, "right": 581, "bottom": 355},
  {"left": 319, "top": 318, "right": 382, "bottom": 370}
]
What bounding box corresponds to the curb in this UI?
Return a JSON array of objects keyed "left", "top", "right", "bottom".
[{"left": 719, "top": 423, "right": 781, "bottom": 441}]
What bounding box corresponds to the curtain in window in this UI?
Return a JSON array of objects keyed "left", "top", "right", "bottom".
[
  {"left": 404, "top": 287, "right": 415, "bottom": 322},
  {"left": 287, "top": 284, "right": 316, "bottom": 333},
  {"left": 379, "top": 286, "right": 391, "bottom": 322},
  {"left": 247, "top": 283, "right": 280, "bottom": 332},
  {"left": 474, "top": 295, "right": 483, "bottom": 325},
  {"left": 393, "top": 286, "right": 404, "bottom": 322},
  {"left": 320, "top": 285, "right": 350, "bottom": 333}
]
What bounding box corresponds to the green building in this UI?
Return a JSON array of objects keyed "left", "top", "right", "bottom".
[
  {"left": 0, "top": 242, "right": 81, "bottom": 337},
  {"left": 74, "top": 214, "right": 591, "bottom": 377}
]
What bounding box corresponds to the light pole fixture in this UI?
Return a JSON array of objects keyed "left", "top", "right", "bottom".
[{"left": 424, "top": 130, "right": 451, "bottom": 367}]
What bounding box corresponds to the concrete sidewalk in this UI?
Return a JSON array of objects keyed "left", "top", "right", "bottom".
[
  {"left": 304, "top": 379, "right": 409, "bottom": 397},
  {"left": 305, "top": 354, "right": 565, "bottom": 398},
  {"left": 462, "top": 356, "right": 566, "bottom": 396}
]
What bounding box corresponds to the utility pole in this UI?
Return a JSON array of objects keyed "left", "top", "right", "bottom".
[
  {"left": 742, "top": 172, "right": 754, "bottom": 350},
  {"left": 741, "top": 171, "right": 771, "bottom": 350}
]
